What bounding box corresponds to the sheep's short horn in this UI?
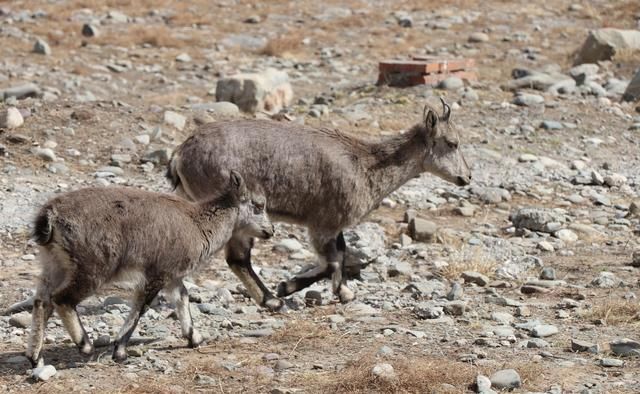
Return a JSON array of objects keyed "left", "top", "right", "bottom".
[{"left": 440, "top": 97, "right": 451, "bottom": 121}]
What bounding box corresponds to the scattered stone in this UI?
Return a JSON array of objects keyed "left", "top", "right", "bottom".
[
  {"left": 631, "top": 251, "right": 640, "bottom": 268},
  {"left": 590, "top": 272, "right": 620, "bottom": 288},
  {"left": 461, "top": 271, "right": 490, "bottom": 287},
  {"left": 600, "top": 358, "right": 624, "bottom": 367},
  {"left": 142, "top": 148, "right": 172, "bottom": 165},
  {"left": 518, "top": 153, "right": 538, "bottom": 162},
  {"left": 9, "top": 311, "right": 31, "bottom": 328},
  {"left": 371, "top": 363, "right": 396, "bottom": 381},
  {"left": 438, "top": 76, "right": 464, "bottom": 90},
  {"left": 476, "top": 374, "right": 496, "bottom": 394},
  {"left": 175, "top": 53, "right": 192, "bottom": 62},
  {"left": 489, "top": 369, "right": 521, "bottom": 390},
  {"left": 274, "top": 238, "right": 303, "bottom": 253},
  {"left": 2, "top": 83, "right": 41, "bottom": 100},
  {"left": 274, "top": 360, "right": 294, "bottom": 371},
  {"left": 447, "top": 282, "right": 464, "bottom": 301},
  {"left": 413, "top": 303, "right": 443, "bottom": 319},
  {"left": 571, "top": 339, "right": 599, "bottom": 354},
  {"left": 33, "top": 147, "right": 56, "bottom": 162},
  {"left": 408, "top": 218, "right": 437, "bottom": 243},
  {"left": 555, "top": 229, "right": 578, "bottom": 243},
  {"left": 82, "top": 23, "right": 99, "bottom": 37},
  {"left": 469, "top": 32, "right": 489, "bottom": 43},
  {"left": 540, "top": 120, "right": 563, "bottom": 130},
  {"left": 216, "top": 69, "right": 293, "bottom": 114},
  {"left": 527, "top": 338, "right": 550, "bottom": 348},
  {"left": 32, "top": 365, "right": 57, "bottom": 381},
  {"left": 0, "top": 107, "right": 24, "bottom": 129},
  {"left": 574, "top": 28, "right": 640, "bottom": 65},
  {"left": 624, "top": 68, "right": 640, "bottom": 102},
  {"left": 609, "top": 338, "right": 640, "bottom": 357},
  {"left": 304, "top": 290, "right": 322, "bottom": 307},
  {"left": 540, "top": 267, "right": 556, "bottom": 280},
  {"left": 510, "top": 208, "right": 566, "bottom": 232},
  {"left": 531, "top": 324, "right": 559, "bottom": 337},
  {"left": 443, "top": 301, "right": 466, "bottom": 316},
  {"left": 33, "top": 38, "right": 51, "bottom": 55},
  {"left": 163, "top": 111, "right": 186, "bottom": 131},
  {"left": 513, "top": 93, "right": 544, "bottom": 106},
  {"left": 388, "top": 260, "right": 413, "bottom": 277}
]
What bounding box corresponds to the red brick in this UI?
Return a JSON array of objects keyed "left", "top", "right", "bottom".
[
  {"left": 379, "top": 58, "right": 475, "bottom": 75},
  {"left": 377, "top": 70, "right": 477, "bottom": 87}
]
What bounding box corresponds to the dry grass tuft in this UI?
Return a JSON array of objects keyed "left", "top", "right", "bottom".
[
  {"left": 579, "top": 298, "right": 640, "bottom": 325},
  {"left": 613, "top": 48, "right": 640, "bottom": 66},
  {"left": 302, "top": 353, "right": 476, "bottom": 393},
  {"left": 260, "top": 33, "right": 303, "bottom": 57},
  {"left": 438, "top": 247, "right": 498, "bottom": 280},
  {"left": 94, "top": 25, "right": 197, "bottom": 48}
]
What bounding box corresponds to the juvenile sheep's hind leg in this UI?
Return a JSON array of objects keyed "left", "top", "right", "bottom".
[
  {"left": 169, "top": 280, "right": 203, "bottom": 348},
  {"left": 55, "top": 304, "right": 94, "bottom": 355},
  {"left": 26, "top": 293, "right": 53, "bottom": 368},
  {"left": 112, "top": 286, "right": 161, "bottom": 362}
]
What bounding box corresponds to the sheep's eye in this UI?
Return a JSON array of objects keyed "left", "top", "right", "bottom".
[{"left": 253, "top": 201, "right": 265, "bottom": 213}]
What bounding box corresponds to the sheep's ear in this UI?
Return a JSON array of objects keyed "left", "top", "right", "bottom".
[
  {"left": 424, "top": 107, "right": 439, "bottom": 139},
  {"left": 229, "top": 170, "right": 247, "bottom": 199}
]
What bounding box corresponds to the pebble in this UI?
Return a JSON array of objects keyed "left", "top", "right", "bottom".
[
  {"left": 82, "top": 23, "right": 99, "bottom": 37},
  {"left": 446, "top": 282, "right": 464, "bottom": 301},
  {"left": 33, "top": 38, "right": 51, "bottom": 55},
  {"left": 9, "top": 311, "right": 31, "bottom": 328},
  {"left": 590, "top": 272, "right": 619, "bottom": 288},
  {"left": 0, "top": 107, "right": 24, "bottom": 129},
  {"left": 461, "top": 271, "right": 490, "bottom": 287},
  {"left": 304, "top": 290, "right": 322, "bottom": 307},
  {"left": 555, "top": 229, "right": 578, "bottom": 243},
  {"left": 371, "top": 363, "right": 396, "bottom": 381},
  {"left": 571, "top": 339, "right": 599, "bottom": 354},
  {"left": 438, "top": 77, "right": 464, "bottom": 90},
  {"left": 32, "top": 365, "right": 57, "bottom": 381},
  {"left": 163, "top": 111, "right": 186, "bottom": 130},
  {"left": 513, "top": 93, "right": 544, "bottom": 106},
  {"left": 274, "top": 238, "right": 303, "bottom": 253},
  {"left": 540, "top": 120, "right": 563, "bottom": 130},
  {"left": 531, "top": 324, "right": 559, "bottom": 337},
  {"left": 600, "top": 358, "right": 624, "bottom": 367},
  {"left": 539, "top": 267, "right": 556, "bottom": 280},
  {"left": 489, "top": 369, "right": 521, "bottom": 389},
  {"left": 34, "top": 148, "right": 56, "bottom": 162},
  {"left": 274, "top": 360, "right": 294, "bottom": 371},
  {"left": 476, "top": 374, "right": 496, "bottom": 394},
  {"left": 469, "top": 32, "right": 489, "bottom": 43}
]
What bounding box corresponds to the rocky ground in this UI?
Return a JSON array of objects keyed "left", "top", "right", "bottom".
[{"left": 1, "top": 0, "right": 640, "bottom": 393}]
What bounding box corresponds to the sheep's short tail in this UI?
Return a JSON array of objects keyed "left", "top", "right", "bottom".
[
  {"left": 32, "top": 208, "right": 54, "bottom": 246},
  {"left": 166, "top": 152, "right": 181, "bottom": 191}
]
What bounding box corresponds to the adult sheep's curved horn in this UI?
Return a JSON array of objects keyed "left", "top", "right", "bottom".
[{"left": 440, "top": 97, "right": 451, "bottom": 121}]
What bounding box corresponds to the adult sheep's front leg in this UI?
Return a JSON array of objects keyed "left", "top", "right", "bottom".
[
  {"left": 226, "top": 237, "right": 285, "bottom": 312},
  {"left": 277, "top": 232, "right": 355, "bottom": 303}
]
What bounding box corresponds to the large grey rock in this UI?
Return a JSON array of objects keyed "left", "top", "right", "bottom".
[
  {"left": 531, "top": 324, "right": 559, "bottom": 337},
  {"left": 2, "top": 83, "right": 41, "bottom": 100},
  {"left": 575, "top": 29, "right": 640, "bottom": 65},
  {"left": 623, "top": 68, "right": 640, "bottom": 102},
  {"left": 408, "top": 218, "right": 437, "bottom": 242},
  {"left": 590, "top": 272, "right": 620, "bottom": 288},
  {"left": 489, "top": 369, "right": 521, "bottom": 390},
  {"left": 216, "top": 69, "right": 293, "bottom": 114},
  {"left": 510, "top": 208, "right": 567, "bottom": 232},
  {"left": 609, "top": 338, "right": 640, "bottom": 356},
  {"left": 571, "top": 338, "right": 599, "bottom": 354}
]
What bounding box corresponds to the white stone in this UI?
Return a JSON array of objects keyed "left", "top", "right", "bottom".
[
  {"left": 0, "top": 107, "right": 24, "bottom": 129},
  {"left": 555, "top": 229, "right": 578, "bottom": 243},
  {"left": 163, "top": 111, "right": 186, "bottom": 131},
  {"left": 32, "top": 365, "right": 57, "bottom": 381},
  {"left": 215, "top": 69, "right": 293, "bottom": 114},
  {"left": 371, "top": 363, "right": 396, "bottom": 381}
]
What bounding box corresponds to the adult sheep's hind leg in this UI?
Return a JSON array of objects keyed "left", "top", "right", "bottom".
[
  {"left": 226, "top": 237, "right": 284, "bottom": 312},
  {"left": 277, "top": 232, "right": 355, "bottom": 303}
]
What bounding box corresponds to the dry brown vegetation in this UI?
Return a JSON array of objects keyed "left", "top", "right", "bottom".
[
  {"left": 580, "top": 297, "right": 640, "bottom": 325},
  {"left": 260, "top": 33, "right": 303, "bottom": 58}
]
